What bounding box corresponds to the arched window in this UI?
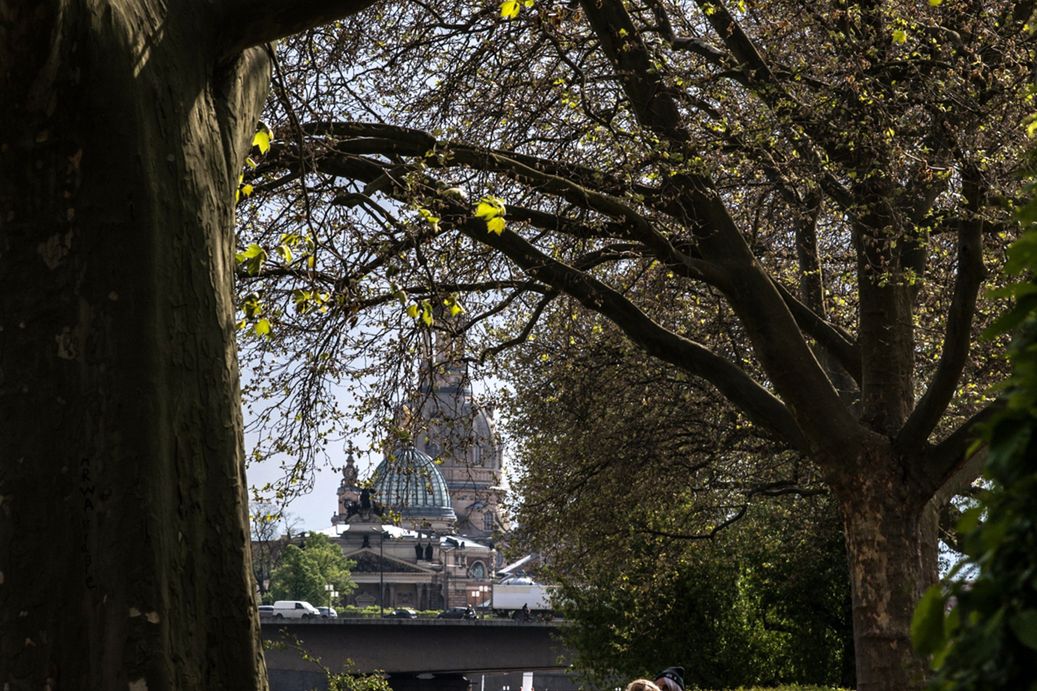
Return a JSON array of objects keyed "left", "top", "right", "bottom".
[{"left": 469, "top": 561, "right": 486, "bottom": 579}]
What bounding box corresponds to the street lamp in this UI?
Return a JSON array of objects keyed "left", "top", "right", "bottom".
[
  {"left": 379, "top": 528, "right": 386, "bottom": 617},
  {"left": 324, "top": 583, "right": 334, "bottom": 608}
]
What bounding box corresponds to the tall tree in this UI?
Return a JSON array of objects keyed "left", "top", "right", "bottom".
[
  {"left": 270, "top": 533, "right": 356, "bottom": 607},
  {"left": 502, "top": 318, "right": 853, "bottom": 687},
  {"left": 0, "top": 1, "right": 375, "bottom": 687},
  {"left": 236, "top": 2, "right": 1031, "bottom": 688}
]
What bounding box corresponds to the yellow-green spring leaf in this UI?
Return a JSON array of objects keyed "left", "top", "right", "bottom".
[
  {"left": 252, "top": 125, "right": 273, "bottom": 155},
  {"left": 486, "top": 216, "right": 506, "bottom": 235},
  {"left": 474, "top": 196, "right": 506, "bottom": 220}
]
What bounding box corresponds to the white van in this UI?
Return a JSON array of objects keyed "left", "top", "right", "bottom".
[{"left": 270, "top": 600, "right": 321, "bottom": 619}]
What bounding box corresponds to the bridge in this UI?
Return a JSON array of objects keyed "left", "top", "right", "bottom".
[{"left": 262, "top": 618, "right": 574, "bottom": 691}]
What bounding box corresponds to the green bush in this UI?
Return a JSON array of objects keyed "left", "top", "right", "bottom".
[
  {"left": 911, "top": 190, "right": 1037, "bottom": 689},
  {"left": 335, "top": 605, "right": 443, "bottom": 618}
]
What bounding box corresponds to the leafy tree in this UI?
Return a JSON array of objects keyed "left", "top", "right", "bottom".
[
  {"left": 0, "top": 1, "right": 376, "bottom": 685},
  {"left": 502, "top": 326, "right": 853, "bottom": 688},
  {"left": 235, "top": 2, "right": 1032, "bottom": 688},
  {"left": 911, "top": 184, "right": 1037, "bottom": 689},
  {"left": 251, "top": 502, "right": 304, "bottom": 599},
  {"left": 270, "top": 533, "right": 356, "bottom": 607}
]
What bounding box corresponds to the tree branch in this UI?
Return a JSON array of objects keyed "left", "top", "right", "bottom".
[
  {"left": 770, "top": 279, "right": 862, "bottom": 384},
  {"left": 458, "top": 217, "right": 808, "bottom": 450},
  {"left": 219, "top": 0, "right": 379, "bottom": 59},
  {"left": 918, "top": 403, "right": 1002, "bottom": 498},
  {"left": 579, "top": 0, "right": 860, "bottom": 455},
  {"left": 897, "top": 171, "right": 988, "bottom": 452}
]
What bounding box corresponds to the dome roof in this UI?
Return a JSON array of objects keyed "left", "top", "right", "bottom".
[{"left": 370, "top": 446, "right": 456, "bottom": 522}]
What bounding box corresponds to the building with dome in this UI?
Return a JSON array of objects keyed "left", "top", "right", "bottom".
[
  {"left": 326, "top": 447, "right": 495, "bottom": 610},
  {"left": 404, "top": 330, "right": 508, "bottom": 540},
  {"left": 313, "top": 329, "right": 507, "bottom": 611}
]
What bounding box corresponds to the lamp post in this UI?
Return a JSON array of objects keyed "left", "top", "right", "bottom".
[
  {"left": 379, "top": 528, "right": 385, "bottom": 617},
  {"left": 324, "top": 583, "right": 333, "bottom": 608}
]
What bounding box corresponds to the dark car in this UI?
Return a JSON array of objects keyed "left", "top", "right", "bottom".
[
  {"left": 317, "top": 607, "right": 337, "bottom": 618},
  {"left": 385, "top": 608, "right": 418, "bottom": 619},
  {"left": 436, "top": 607, "right": 477, "bottom": 620},
  {"left": 258, "top": 605, "right": 275, "bottom": 618}
]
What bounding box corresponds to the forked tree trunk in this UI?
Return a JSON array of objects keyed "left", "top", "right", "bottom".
[
  {"left": 1, "top": 1, "right": 270, "bottom": 687},
  {"left": 836, "top": 453, "right": 932, "bottom": 691}
]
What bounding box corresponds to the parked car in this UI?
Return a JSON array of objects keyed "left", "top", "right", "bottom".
[
  {"left": 384, "top": 608, "right": 417, "bottom": 619},
  {"left": 270, "top": 600, "right": 321, "bottom": 619},
  {"left": 258, "top": 605, "right": 275, "bottom": 618},
  {"left": 317, "top": 606, "right": 337, "bottom": 618},
  {"left": 436, "top": 606, "right": 477, "bottom": 620}
]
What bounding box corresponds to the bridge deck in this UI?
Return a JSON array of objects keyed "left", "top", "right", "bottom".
[{"left": 262, "top": 618, "right": 570, "bottom": 676}]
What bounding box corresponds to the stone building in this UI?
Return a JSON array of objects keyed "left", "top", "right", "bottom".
[
  {"left": 326, "top": 448, "right": 495, "bottom": 610},
  {"left": 404, "top": 330, "right": 508, "bottom": 540},
  {"left": 316, "top": 330, "right": 507, "bottom": 611}
]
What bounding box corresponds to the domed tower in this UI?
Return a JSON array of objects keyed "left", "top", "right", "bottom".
[
  {"left": 369, "top": 446, "right": 457, "bottom": 533},
  {"left": 408, "top": 329, "right": 507, "bottom": 539}
]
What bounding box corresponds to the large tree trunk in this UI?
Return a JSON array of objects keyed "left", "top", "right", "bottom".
[
  {"left": 836, "top": 449, "right": 931, "bottom": 691},
  {"left": 0, "top": 1, "right": 270, "bottom": 687}
]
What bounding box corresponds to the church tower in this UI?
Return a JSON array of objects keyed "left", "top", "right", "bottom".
[{"left": 408, "top": 327, "right": 507, "bottom": 539}]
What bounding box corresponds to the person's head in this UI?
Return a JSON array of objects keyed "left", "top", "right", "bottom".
[
  {"left": 654, "top": 667, "right": 685, "bottom": 691},
  {"left": 624, "top": 680, "right": 660, "bottom": 691}
]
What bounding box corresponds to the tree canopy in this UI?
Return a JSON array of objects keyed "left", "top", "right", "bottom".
[
  {"left": 231, "top": 2, "right": 1033, "bottom": 688},
  {"left": 502, "top": 321, "right": 853, "bottom": 688},
  {"left": 270, "top": 533, "right": 356, "bottom": 606},
  {"left": 912, "top": 176, "right": 1037, "bottom": 691}
]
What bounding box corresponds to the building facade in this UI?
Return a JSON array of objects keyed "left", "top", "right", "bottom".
[
  {"left": 306, "top": 330, "right": 508, "bottom": 611},
  {"left": 327, "top": 448, "right": 495, "bottom": 610}
]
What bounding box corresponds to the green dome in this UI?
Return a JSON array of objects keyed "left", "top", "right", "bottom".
[{"left": 370, "top": 446, "right": 456, "bottom": 522}]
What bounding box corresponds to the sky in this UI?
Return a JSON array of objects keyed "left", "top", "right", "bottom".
[{"left": 245, "top": 440, "right": 379, "bottom": 533}]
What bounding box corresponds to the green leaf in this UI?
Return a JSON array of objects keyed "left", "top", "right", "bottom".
[
  {"left": 254, "top": 318, "right": 271, "bottom": 337},
  {"left": 252, "top": 126, "right": 272, "bottom": 154},
  {"left": 1010, "top": 610, "right": 1037, "bottom": 650},
  {"left": 486, "top": 216, "right": 507, "bottom": 235},
  {"left": 474, "top": 196, "right": 506, "bottom": 220},
  {"left": 912, "top": 585, "right": 947, "bottom": 655},
  {"left": 892, "top": 29, "right": 908, "bottom": 44}
]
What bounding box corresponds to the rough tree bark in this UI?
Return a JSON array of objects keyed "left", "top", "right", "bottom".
[{"left": 0, "top": 0, "right": 373, "bottom": 687}]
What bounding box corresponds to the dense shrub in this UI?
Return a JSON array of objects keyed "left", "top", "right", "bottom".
[{"left": 911, "top": 192, "right": 1037, "bottom": 689}]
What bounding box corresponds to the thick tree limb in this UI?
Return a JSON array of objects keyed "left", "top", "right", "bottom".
[
  {"left": 459, "top": 218, "right": 808, "bottom": 450},
  {"left": 897, "top": 173, "right": 988, "bottom": 452},
  {"left": 771, "top": 280, "right": 862, "bottom": 384},
  {"left": 219, "top": 0, "right": 379, "bottom": 58},
  {"left": 917, "top": 403, "right": 1001, "bottom": 498},
  {"left": 579, "top": 0, "right": 860, "bottom": 455},
  {"left": 301, "top": 120, "right": 657, "bottom": 199}
]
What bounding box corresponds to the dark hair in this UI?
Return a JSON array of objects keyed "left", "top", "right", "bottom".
[{"left": 655, "top": 667, "right": 685, "bottom": 691}]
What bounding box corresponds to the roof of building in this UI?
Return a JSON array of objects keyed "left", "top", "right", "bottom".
[{"left": 369, "top": 446, "right": 457, "bottom": 522}]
